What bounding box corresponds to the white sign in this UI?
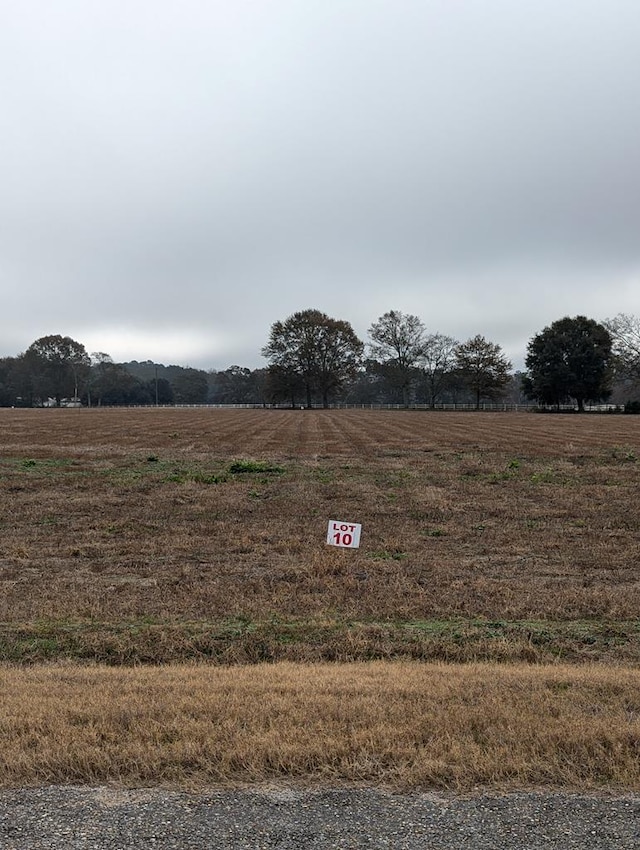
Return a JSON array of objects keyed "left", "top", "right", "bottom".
[{"left": 327, "top": 520, "right": 362, "bottom": 549}]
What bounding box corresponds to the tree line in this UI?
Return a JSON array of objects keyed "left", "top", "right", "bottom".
[
  {"left": 1, "top": 311, "right": 639, "bottom": 409},
  {"left": 261, "top": 308, "right": 638, "bottom": 410}
]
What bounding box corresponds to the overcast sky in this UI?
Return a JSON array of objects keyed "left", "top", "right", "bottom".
[{"left": 2, "top": 1, "right": 640, "bottom": 371}]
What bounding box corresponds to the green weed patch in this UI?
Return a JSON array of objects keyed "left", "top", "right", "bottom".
[{"left": 1, "top": 618, "right": 639, "bottom": 666}]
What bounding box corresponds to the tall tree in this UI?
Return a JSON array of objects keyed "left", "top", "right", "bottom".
[
  {"left": 455, "top": 335, "right": 512, "bottom": 409},
  {"left": 420, "top": 333, "right": 458, "bottom": 408},
  {"left": 262, "top": 309, "right": 363, "bottom": 408},
  {"left": 25, "top": 334, "right": 90, "bottom": 406},
  {"left": 368, "top": 310, "right": 426, "bottom": 406},
  {"left": 524, "top": 316, "right": 612, "bottom": 411}
]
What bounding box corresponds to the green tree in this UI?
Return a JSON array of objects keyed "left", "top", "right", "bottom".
[
  {"left": 5, "top": 354, "right": 38, "bottom": 406},
  {"left": 211, "top": 366, "right": 270, "bottom": 405},
  {"left": 368, "top": 310, "right": 426, "bottom": 407},
  {"left": 170, "top": 367, "right": 209, "bottom": 404},
  {"left": 211, "top": 366, "right": 255, "bottom": 404},
  {"left": 0, "top": 357, "right": 20, "bottom": 406},
  {"left": 524, "top": 316, "right": 612, "bottom": 411},
  {"left": 25, "top": 334, "right": 90, "bottom": 406},
  {"left": 455, "top": 335, "right": 512, "bottom": 409},
  {"left": 87, "top": 353, "right": 143, "bottom": 406},
  {"left": 262, "top": 309, "right": 364, "bottom": 408},
  {"left": 147, "top": 377, "right": 173, "bottom": 405}
]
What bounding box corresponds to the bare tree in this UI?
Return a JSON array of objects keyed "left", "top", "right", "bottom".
[
  {"left": 368, "top": 310, "right": 426, "bottom": 407},
  {"left": 604, "top": 313, "right": 640, "bottom": 380},
  {"left": 455, "top": 335, "right": 512, "bottom": 409},
  {"left": 420, "top": 333, "right": 458, "bottom": 407}
]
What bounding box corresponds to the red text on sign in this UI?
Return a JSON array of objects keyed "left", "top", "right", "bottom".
[{"left": 332, "top": 532, "right": 352, "bottom": 546}]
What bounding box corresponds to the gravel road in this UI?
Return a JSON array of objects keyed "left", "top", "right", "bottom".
[{"left": 0, "top": 787, "right": 638, "bottom": 849}]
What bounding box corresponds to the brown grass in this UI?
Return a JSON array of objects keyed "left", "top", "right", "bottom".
[
  {"left": 2, "top": 408, "right": 640, "bottom": 789},
  {"left": 1, "top": 661, "right": 639, "bottom": 790},
  {"left": 1, "top": 408, "right": 639, "bottom": 632}
]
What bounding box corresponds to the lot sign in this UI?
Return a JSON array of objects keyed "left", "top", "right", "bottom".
[{"left": 327, "top": 520, "right": 362, "bottom": 549}]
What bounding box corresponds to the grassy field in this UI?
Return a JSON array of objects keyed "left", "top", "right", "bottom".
[
  {"left": 2, "top": 661, "right": 639, "bottom": 790},
  {"left": 1, "top": 407, "right": 639, "bottom": 789}
]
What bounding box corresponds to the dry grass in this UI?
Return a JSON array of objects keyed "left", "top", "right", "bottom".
[
  {"left": 1, "top": 408, "right": 639, "bottom": 633},
  {"left": 1, "top": 661, "right": 639, "bottom": 790},
  {"left": 2, "top": 409, "right": 640, "bottom": 789}
]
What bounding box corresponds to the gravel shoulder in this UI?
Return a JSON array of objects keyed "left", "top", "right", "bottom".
[{"left": 0, "top": 786, "right": 638, "bottom": 849}]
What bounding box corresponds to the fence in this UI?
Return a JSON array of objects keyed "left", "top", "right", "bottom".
[{"left": 105, "top": 402, "right": 620, "bottom": 412}]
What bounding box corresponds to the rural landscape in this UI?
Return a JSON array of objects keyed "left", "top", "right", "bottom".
[
  {"left": 1, "top": 407, "right": 639, "bottom": 790},
  {"left": 3, "top": 5, "right": 640, "bottom": 843}
]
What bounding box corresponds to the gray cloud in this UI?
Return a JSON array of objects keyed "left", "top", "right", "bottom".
[{"left": 2, "top": 0, "right": 640, "bottom": 370}]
